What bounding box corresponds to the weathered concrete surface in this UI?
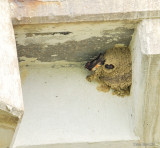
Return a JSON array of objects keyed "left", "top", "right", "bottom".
[
  {"left": 14, "top": 21, "right": 137, "bottom": 63},
  {"left": 13, "top": 63, "right": 138, "bottom": 148},
  {"left": 0, "top": 0, "right": 24, "bottom": 147},
  {"left": 9, "top": 0, "right": 160, "bottom": 25},
  {"left": 0, "top": 0, "right": 24, "bottom": 115},
  {"left": 0, "top": 110, "right": 19, "bottom": 148},
  {"left": 15, "top": 140, "right": 139, "bottom": 148},
  {"left": 130, "top": 19, "right": 160, "bottom": 147}
]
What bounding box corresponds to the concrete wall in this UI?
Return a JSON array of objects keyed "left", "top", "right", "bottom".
[
  {"left": 13, "top": 19, "right": 160, "bottom": 148},
  {"left": 0, "top": 0, "right": 24, "bottom": 147},
  {"left": 13, "top": 62, "right": 138, "bottom": 148},
  {"left": 130, "top": 19, "right": 160, "bottom": 147},
  {"left": 3, "top": 0, "right": 159, "bottom": 147},
  {"left": 12, "top": 20, "right": 139, "bottom": 147},
  {"left": 9, "top": 0, "right": 160, "bottom": 24},
  {"left": 14, "top": 21, "right": 137, "bottom": 63}
]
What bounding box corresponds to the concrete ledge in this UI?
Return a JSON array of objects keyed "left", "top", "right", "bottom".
[
  {"left": 16, "top": 140, "right": 139, "bottom": 148},
  {"left": 9, "top": 0, "right": 160, "bottom": 25}
]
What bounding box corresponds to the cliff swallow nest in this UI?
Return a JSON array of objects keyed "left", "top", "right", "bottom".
[{"left": 85, "top": 46, "right": 132, "bottom": 97}]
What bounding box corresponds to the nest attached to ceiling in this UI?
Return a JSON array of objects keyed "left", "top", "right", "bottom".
[{"left": 85, "top": 46, "right": 132, "bottom": 97}]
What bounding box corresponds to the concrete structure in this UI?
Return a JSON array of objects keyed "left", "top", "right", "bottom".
[
  {"left": 0, "top": 0, "right": 24, "bottom": 148},
  {"left": 0, "top": 0, "right": 160, "bottom": 148},
  {"left": 130, "top": 19, "right": 160, "bottom": 146}
]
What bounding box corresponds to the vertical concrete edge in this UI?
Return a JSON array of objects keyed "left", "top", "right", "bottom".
[
  {"left": 130, "top": 19, "right": 160, "bottom": 147},
  {"left": 0, "top": 0, "right": 24, "bottom": 147}
]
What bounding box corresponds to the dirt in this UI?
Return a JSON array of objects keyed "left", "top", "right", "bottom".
[{"left": 86, "top": 46, "right": 132, "bottom": 97}]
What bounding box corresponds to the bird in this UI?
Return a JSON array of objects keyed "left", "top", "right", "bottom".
[{"left": 85, "top": 53, "right": 105, "bottom": 71}]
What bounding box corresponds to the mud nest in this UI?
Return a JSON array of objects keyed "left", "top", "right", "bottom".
[{"left": 85, "top": 46, "right": 132, "bottom": 97}]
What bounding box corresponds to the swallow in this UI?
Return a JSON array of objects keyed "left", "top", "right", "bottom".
[{"left": 85, "top": 53, "right": 105, "bottom": 71}]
